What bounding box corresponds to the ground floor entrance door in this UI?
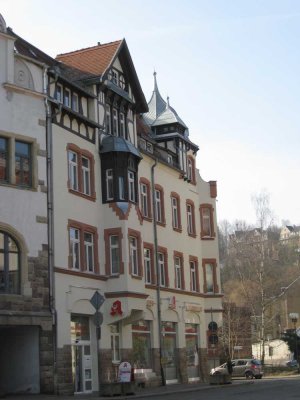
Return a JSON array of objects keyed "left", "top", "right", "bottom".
[{"left": 72, "top": 342, "right": 93, "bottom": 393}]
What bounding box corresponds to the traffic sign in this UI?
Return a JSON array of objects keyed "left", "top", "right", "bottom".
[{"left": 90, "top": 291, "right": 105, "bottom": 310}]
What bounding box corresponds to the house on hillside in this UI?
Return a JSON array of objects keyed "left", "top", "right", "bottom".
[
  {"left": 280, "top": 225, "right": 300, "bottom": 245},
  {"left": 252, "top": 339, "right": 292, "bottom": 366},
  {"left": 1, "top": 13, "right": 222, "bottom": 395}
]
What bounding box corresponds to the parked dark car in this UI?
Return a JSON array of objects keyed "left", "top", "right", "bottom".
[{"left": 210, "top": 358, "right": 263, "bottom": 379}]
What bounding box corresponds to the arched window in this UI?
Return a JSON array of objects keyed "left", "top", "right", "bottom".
[{"left": 0, "top": 231, "right": 20, "bottom": 294}]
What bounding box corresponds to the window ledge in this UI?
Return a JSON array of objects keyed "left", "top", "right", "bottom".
[
  {"left": 3, "top": 82, "right": 46, "bottom": 99},
  {"left": 131, "top": 274, "right": 143, "bottom": 280},
  {"left": 188, "top": 233, "right": 197, "bottom": 238},
  {"left": 68, "top": 188, "right": 96, "bottom": 202},
  {"left": 0, "top": 181, "right": 37, "bottom": 191},
  {"left": 201, "top": 236, "right": 215, "bottom": 240},
  {"left": 172, "top": 227, "right": 182, "bottom": 233}
]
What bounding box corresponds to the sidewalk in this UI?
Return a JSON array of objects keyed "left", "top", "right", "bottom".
[{"left": 2, "top": 379, "right": 251, "bottom": 400}]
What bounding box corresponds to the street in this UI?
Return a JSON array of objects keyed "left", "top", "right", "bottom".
[{"left": 146, "top": 377, "right": 300, "bottom": 400}]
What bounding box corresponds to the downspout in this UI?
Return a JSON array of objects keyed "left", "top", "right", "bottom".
[
  {"left": 151, "top": 158, "right": 166, "bottom": 386},
  {"left": 43, "top": 66, "right": 58, "bottom": 393}
]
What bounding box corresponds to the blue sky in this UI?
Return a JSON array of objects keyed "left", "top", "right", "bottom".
[{"left": 2, "top": 0, "right": 300, "bottom": 226}]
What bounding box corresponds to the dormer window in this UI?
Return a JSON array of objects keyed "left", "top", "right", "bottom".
[{"left": 112, "top": 70, "right": 118, "bottom": 85}]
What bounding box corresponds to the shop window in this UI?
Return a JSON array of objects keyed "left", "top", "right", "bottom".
[
  {"left": 0, "top": 230, "right": 20, "bottom": 294},
  {"left": 132, "top": 320, "right": 152, "bottom": 369},
  {"left": 200, "top": 204, "right": 215, "bottom": 239},
  {"left": 67, "top": 144, "right": 95, "bottom": 201},
  {"left": 185, "top": 324, "right": 199, "bottom": 377},
  {"left": 68, "top": 220, "right": 99, "bottom": 274}
]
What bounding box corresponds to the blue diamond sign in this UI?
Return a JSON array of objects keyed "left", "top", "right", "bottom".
[{"left": 90, "top": 291, "right": 105, "bottom": 310}]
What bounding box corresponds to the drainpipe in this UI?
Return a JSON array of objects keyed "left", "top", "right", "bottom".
[
  {"left": 151, "top": 158, "right": 166, "bottom": 386},
  {"left": 43, "top": 66, "right": 58, "bottom": 393}
]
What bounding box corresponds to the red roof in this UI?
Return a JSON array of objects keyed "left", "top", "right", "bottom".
[{"left": 56, "top": 40, "right": 122, "bottom": 77}]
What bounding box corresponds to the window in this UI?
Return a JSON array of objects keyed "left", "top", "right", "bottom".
[
  {"left": 128, "top": 171, "right": 135, "bottom": 202},
  {"left": 0, "top": 231, "right": 20, "bottom": 294},
  {"left": 111, "top": 324, "right": 121, "bottom": 363},
  {"left": 132, "top": 320, "right": 152, "bottom": 369},
  {"left": 187, "top": 156, "right": 196, "bottom": 184},
  {"left": 174, "top": 252, "right": 184, "bottom": 290},
  {"left": 84, "top": 232, "right": 94, "bottom": 273},
  {"left": 64, "top": 88, "right": 71, "bottom": 107},
  {"left": 112, "top": 108, "right": 118, "bottom": 136},
  {"left": 190, "top": 259, "right": 199, "bottom": 292},
  {"left": 186, "top": 200, "right": 196, "bottom": 236},
  {"left": 140, "top": 179, "right": 151, "bottom": 219},
  {"left": 0, "top": 136, "right": 35, "bottom": 188},
  {"left": 174, "top": 256, "right": 182, "bottom": 289},
  {"left": 119, "top": 113, "right": 125, "bottom": 138},
  {"left": 67, "top": 145, "right": 95, "bottom": 200},
  {"left": 106, "top": 104, "right": 111, "bottom": 134},
  {"left": 158, "top": 253, "right": 165, "bottom": 287},
  {"left": 72, "top": 93, "right": 79, "bottom": 112},
  {"left": 171, "top": 192, "right": 181, "bottom": 231},
  {"left": 200, "top": 204, "right": 215, "bottom": 239},
  {"left": 203, "top": 259, "right": 218, "bottom": 294},
  {"left": 118, "top": 176, "right": 125, "bottom": 200},
  {"left": 68, "top": 151, "right": 78, "bottom": 191},
  {"left": 106, "top": 169, "right": 114, "bottom": 200},
  {"left": 185, "top": 324, "right": 199, "bottom": 374},
  {"left": 154, "top": 185, "right": 165, "bottom": 225},
  {"left": 15, "top": 141, "right": 31, "bottom": 187},
  {"left": 68, "top": 220, "right": 98, "bottom": 274},
  {"left": 129, "top": 236, "right": 138, "bottom": 276},
  {"left": 144, "top": 248, "right": 152, "bottom": 284},
  {"left": 112, "top": 70, "right": 118, "bottom": 85},
  {"left": 0, "top": 137, "right": 8, "bottom": 182},
  {"left": 104, "top": 228, "right": 123, "bottom": 276},
  {"left": 110, "top": 235, "right": 120, "bottom": 275},
  {"left": 81, "top": 157, "right": 90, "bottom": 195},
  {"left": 56, "top": 84, "right": 63, "bottom": 103},
  {"left": 69, "top": 227, "right": 80, "bottom": 270}
]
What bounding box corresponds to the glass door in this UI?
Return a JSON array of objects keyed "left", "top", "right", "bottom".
[
  {"left": 72, "top": 343, "right": 92, "bottom": 393},
  {"left": 162, "top": 322, "right": 177, "bottom": 380}
]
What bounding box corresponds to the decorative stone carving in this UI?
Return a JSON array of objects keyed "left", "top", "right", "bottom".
[
  {"left": 14, "top": 58, "right": 34, "bottom": 90},
  {"left": 0, "top": 14, "right": 6, "bottom": 33}
]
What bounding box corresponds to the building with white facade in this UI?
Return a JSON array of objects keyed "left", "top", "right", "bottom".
[{"left": 0, "top": 14, "right": 222, "bottom": 395}]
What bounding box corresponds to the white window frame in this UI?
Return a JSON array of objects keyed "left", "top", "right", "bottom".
[
  {"left": 190, "top": 261, "right": 197, "bottom": 292},
  {"left": 158, "top": 252, "right": 165, "bottom": 287},
  {"left": 128, "top": 171, "right": 135, "bottom": 202},
  {"left": 106, "top": 169, "right": 114, "bottom": 200},
  {"left": 187, "top": 204, "right": 193, "bottom": 234},
  {"left": 172, "top": 197, "right": 179, "bottom": 229},
  {"left": 118, "top": 176, "right": 125, "bottom": 200},
  {"left": 84, "top": 232, "right": 94, "bottom": 272},
  {"left": 175, "top": 256, "right": 182, "bottom": 289},
  {"left": 56, "top": 84, "right": 63, "bottom": 103},
  {"left": 81, "top": 156, "right": 91, "bottom": 196},
  {"left": 140, "top": 183, "right": 148, "bottom": 217},
  {"left": 130, "top": 236, "right": 138, "bottom": 276},
  {"left": 70, "top": 227, "right": 80, "bottom": 270},
  {"left": 110, "top": 235, "right": 120, "bottom": 275},
  {"left": 68, "top": 150, "right": 78, "bottom": 191},
  {"left": 155, "top": 189, "right": 162, "bottom": 222},
  {"left": 111, "top": 324, "right": 121, "bottom": 363},
  {"left": 144, "top": 248, "right": 151, "bottom": 284}
]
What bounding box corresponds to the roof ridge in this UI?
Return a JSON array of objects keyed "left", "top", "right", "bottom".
[{"left": 57, "top": 40, "right": 122, "bottom": 58}]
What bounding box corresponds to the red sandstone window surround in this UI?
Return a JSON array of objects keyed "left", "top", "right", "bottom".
[
  {"left": 67, "top": 143, "right": 96, "bottom": 201},
  {"left": 104, "top": 228, "right": 124, "bottom": 276},
  {"left": 174, "top": 251, "right": 185, "bottom": 290},
  {"left": 189, "top": 255, "right": 200, "bottom": 292},
  {"left": 128, "top": 228, "right": 142, "bottom": 278},
  {"left": 143, "top": 242, "right": 156, "bottom": 285},
  {"left": 170, "top": 192, "right": 182, "bottom": 232},
  {"left": 202, "top": 258, "right": 219, "bottom": 294},
  {"left": 158, "top": 246, "right": 169, "bottom": 287},
  {"left": 186, "top": 199, "right": 196, "bottom": 237},
  {"left": 68, "top": 219, "right": 99, "bottom": 274},
  {"left": 139, "top": 177, "right": 152, "bottom": 220},
  {"left": 200, "top": 204, "right": 215, "bottom": 239},
  {"left": 154, "top": 184, "right": 166, "bottom": 226}
]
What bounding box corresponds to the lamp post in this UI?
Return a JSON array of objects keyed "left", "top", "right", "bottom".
[{"left": 289, "top": 313, "right": 299, "bottom": 370}]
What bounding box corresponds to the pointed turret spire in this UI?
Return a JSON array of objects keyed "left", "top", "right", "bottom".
[{"left": 143, "top": 71, "right": 167, "bottom": 125}]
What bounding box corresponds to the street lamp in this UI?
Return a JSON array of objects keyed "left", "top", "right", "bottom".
[{"left": 289, "top": 313, "right": 299, "bottom": 370}]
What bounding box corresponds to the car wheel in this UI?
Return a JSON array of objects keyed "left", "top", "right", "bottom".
[{"left": 245, "top": 371, "right": 254, "bottom": 379}]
